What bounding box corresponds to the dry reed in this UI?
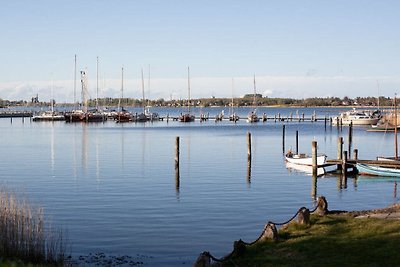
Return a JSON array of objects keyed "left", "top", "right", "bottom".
[{"left": 0, "top": 187, "right": 68, "bottom": 265}]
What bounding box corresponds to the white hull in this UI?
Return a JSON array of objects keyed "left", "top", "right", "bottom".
[
  {"left": 332, "top": 117, "right": 380, "bottom": 126},
  {"left": 286, "top": 162, "right": 326, "bottom": 176},
  {"left": 285, "top": 154, "right": 327, "bottom": 166}
]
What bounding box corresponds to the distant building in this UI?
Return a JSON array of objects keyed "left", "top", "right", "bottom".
[{"left": 31, "top": 94, "right": 39, "bottom": 104}]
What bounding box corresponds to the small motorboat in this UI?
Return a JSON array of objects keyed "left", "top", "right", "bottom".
[{"left": 285, "top": 150, "right": 327, "bottom": 166}]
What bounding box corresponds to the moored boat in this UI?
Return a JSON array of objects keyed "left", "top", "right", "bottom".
[
  {"left": 285, "top": 151, "right": 327, "bottom": 166},
  {"left": 356, "top": 163, "right": 400, "bottom": 177},
  {"left": 33, "top": 110, "right": 65, "bottom": 121},
  {"left": 332, "top": 108, "right": 381, "bottom": 126}
]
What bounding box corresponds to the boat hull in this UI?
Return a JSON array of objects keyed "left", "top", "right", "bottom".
[
  {"left": 285, "top": 154, "right": 327, "bottom": 166},
  {"left": 356, "top": 163, "right": 400, "bottom": 177}
]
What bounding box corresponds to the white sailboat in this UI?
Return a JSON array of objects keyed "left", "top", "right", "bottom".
[
  {"left": 179, "top": 67, "right": 195, "bottom": 122},
  {"left": 229, "top": 78, "right": 239, "bottom": 122},
  {"left": 247, "top": 75, "right": 259, "bottom": 123},
  {"left": 33, "top": 74, "right": 64, "bottom": 121},
  {"left": 145, "top": 65, "right": 159, "bottom": 121}
]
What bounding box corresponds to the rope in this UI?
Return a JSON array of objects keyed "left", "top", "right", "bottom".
[{"left": 202, "top": 204, "right": 320, "bottom": 263}]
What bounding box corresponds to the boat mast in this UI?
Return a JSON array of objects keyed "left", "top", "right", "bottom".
[
  {"left": 51, "top": 73, "right": 54, "bottom": 113},
  {"left": 253, "top": 74, "right": 256, "bottom": 110},
  {"left": 141, "top": 68, "right": 145, "bottom": 113},
  {"left": 118, "top": 67, "right": 123, "bottom": 112},
  {"left": 187, "top": 66, "right": 191, "bottom": 114},
  {"left": 395, "top": 94, "right": 398, "bottom": 159},
  {"left": 96, "top": 56, "right": 99, "bottom": 111},
  {"left": 74, "top": 54, "right": 77, "bottom": 110},
  {"left": 231, "top": 77, "right": 234, "bottom": 116},
  {"left": 148, "top": 64, "right": 151, "bottom": 108},
  {"left": 81, "top": 70, "right": 88, "bottom": 113},
  {"left": 376, "top": 80, "right": 380, "bottom": 110}
]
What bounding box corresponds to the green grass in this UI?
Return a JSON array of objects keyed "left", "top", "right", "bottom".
[{"left": 215, "top": 214, "right": 400, "bottom": 266}]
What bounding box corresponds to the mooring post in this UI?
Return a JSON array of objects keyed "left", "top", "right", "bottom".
[
  {"left": 247, "top": 132, "right": 252, "bottom": 160},
  {"left": 348, "top": 121, "right": 353, "bottom": 158},
  {"left": 282, "top": 125, "right": 285, "bottom": 153},
  {"left": 302, "top": 113, "right": 305, "bottom": 121},
  {"left": 175, "top": 136, "right": 180, "bottom": 169},
  {"left": 22, "top": 116, "right": 24, "bottom": 123},
  {"left": 353, "top": 148, "right": 358, "bottom": 160},
  {"left": 312, "top": 141, "right": 318, "bottom": 176},
  {"left": 337, "top": 137, "right": 343, "bottom": 171},
  {"left": 342, "top": 151, "right": 348, "bottom": 175},
  {"left": 10, "top": 117, "right": 12, "bottom": 124},
  {"left": 295, "top": 130, "right": 299, "bottom": 155}
]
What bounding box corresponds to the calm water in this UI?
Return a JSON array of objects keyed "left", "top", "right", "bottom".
[{"left": 0, "top": 107, "right": 397, "bottom": 266}]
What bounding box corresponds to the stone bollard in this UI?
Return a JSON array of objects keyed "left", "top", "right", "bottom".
[
  {"left": 193, "top": 252, "right": 211, "bottom": 267},
  {"left": 232, "top": 239, "right": 246, "bottom": 257},
  {"left": 314, "top": 196, "right": 328, "bottom": 216},
  {"left": 297, "top": 207, "right": 310, "bottom": 225},
  {"left": 259, "top": 222, "right": 278, "bottom": 242}
]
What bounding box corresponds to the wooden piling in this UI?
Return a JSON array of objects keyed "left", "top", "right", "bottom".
[
  {"left": 302, "top": 113, "right": 305, "bottom": 121},
  {"left": 342, "top": 151, "right": 348, "bottom": 175},
  {"left": 348, "top": 121, "right": 353, "bottom": 158},
  {"left": 295, "top": 130, "right": 299, "bottom": 154},
  {"left": 247, "top": 132, "right": 252, "bottom": 160},
  {"left": 353, "top": 149, "right": 358, "bottom": 160},
  {"left": 10, "top": 117, "right": 12, "bottom": 124},
  {"left": 175, "top": 136, "right": 180, "bottom": 168},
  {"left": 282, "top": 125, "right": 285, "bottom": 152},
  {"left": 337, "top": 137, "right": 343, "bottom": 171},
  {"left": 312, "top": 141, "right": 317, "bottom": 176}
]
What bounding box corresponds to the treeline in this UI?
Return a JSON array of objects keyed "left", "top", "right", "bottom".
[{"left": 0, "top": 96, "right": 393, "bottom": 108}]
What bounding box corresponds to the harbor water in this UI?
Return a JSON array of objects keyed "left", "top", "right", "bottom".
[{"left": 0, "top": 107, "right": 397, "bottom": 266}]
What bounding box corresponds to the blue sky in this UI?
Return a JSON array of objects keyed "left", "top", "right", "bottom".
[{"left": 1, "top": 0, "right": 399, "bottom": 102}]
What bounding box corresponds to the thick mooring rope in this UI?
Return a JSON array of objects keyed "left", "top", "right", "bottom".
[{"left": 203, "top": 204, "right": 319, "bottom": 263}]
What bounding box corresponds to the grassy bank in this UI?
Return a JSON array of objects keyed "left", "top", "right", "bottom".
[{"left": 215, "top": 213, "right": 400, "bottom": 266}]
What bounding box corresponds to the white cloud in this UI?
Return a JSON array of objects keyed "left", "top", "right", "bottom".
[{"left": 0, "top": 75, "right": 399, "bottom": 102}]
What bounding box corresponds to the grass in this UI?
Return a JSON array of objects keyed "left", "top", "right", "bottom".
[
  {"left": 214, "top": 214, "right": 400, "bottom": 266},
  {"left": 0, "top": 187, "right": 68, "bottom": 266}
]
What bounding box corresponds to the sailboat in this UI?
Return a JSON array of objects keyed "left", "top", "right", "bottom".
[
  {"left": 116, "top": 67, "right": 134, "bottom": 123},
  {"left": 247, "top": 75, "right": 260, "bottom": 123},
  {"left": 33, "top": 75, "right": 64, "bottom": 121},
  {"left": 65, "top": 55, "right": 85, "bottom": 122},
  {"left": 229, "top": 78, "right": 239, "bottom": 122},
  {"left": 179, "top": 67, "right": 195, "bottom": 122},
  {"left": 84, "top": 57, "right": 107, "bottom": 122},
  {"left": 144, "top": 65, "right": 159, "bottom": 121},
  {"left": 135, "top": 68, "right": 148, "bottom": 122}
]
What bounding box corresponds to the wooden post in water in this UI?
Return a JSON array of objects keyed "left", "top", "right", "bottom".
[
  {"left": 175, "top": 136, "right": 180, "bottom": 169},
  {"left": 10, "top": 117, "right": 12, "bottom": 124},
  {"left": 337, "top": 137, "right": 343, "bottom": 172},
  {"left": 295, "top": 130, "right": 299, "bottom": 155},
  {"left": 247, "top": 132, "right": 252, "bottom": 161},
  {"left": 348, "top": 121, "right": 353, "bottom": 158},
  {"left": 342, "top": 151, "right": 348, "bottom": 175},
  {"left": 312, "top": 141, "right": 318, "bottom": 176},
  {"left": 302, "top": 113, "right": 305, "bottom": 121},
  {"left": 282, "top": 125, "right": 285, "bottom": 153},
  {"left": 353, "top": 149, "right": 358, "bottom": 160}
]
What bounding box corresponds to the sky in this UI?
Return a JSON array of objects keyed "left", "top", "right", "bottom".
[{"left": 1, "top": 0, "right": 400, "bottom": 102}]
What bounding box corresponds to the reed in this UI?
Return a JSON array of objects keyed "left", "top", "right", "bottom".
[{"left": 0, "top": 187, "right": 67, "bottom": 265}]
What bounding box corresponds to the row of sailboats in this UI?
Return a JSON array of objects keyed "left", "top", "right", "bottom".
[{"left": 36, "top": 55, "right": 259, "bottom": 123}]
